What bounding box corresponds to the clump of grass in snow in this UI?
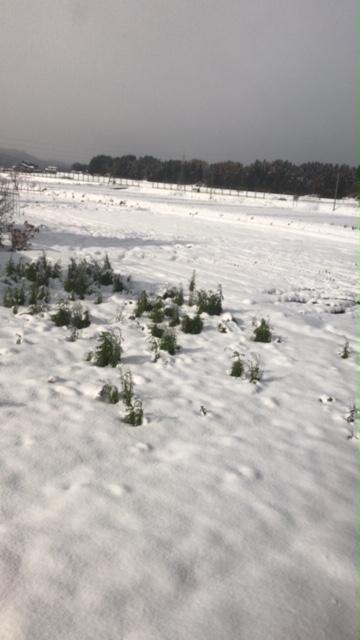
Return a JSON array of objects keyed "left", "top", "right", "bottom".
[{"left": 98, "top": 382, "right": 120, "bottom": 404}]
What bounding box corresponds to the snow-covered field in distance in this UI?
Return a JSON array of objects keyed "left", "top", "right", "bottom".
[{"left": 0, "top": 176, "right": 358, "bottom": 640}]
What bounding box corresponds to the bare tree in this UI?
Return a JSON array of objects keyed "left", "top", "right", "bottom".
[
  {"left": 0, "top": 178, "right": 15, "bottom": 243},
  {"left": 0, "top": 175, "right": 40, "bottom": 250}
]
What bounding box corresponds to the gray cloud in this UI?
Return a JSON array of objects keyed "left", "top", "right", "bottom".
[{"left": 0, "top": 0, "right": 358, "bottom": 165}]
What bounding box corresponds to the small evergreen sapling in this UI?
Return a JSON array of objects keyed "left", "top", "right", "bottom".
[
  {"left": 25, "top": 252, "right": 60, "bottom": 286},
  {"left": 124, "top": 398, "right": 143, "bottom": 426},
  {"left": 135, "top": 291, "right": 151, "bottom": 317},
  {"left": 159, "top": 329, "right": 177, "bottom": 355},
  {"left": 163, "top": 285, "right": 183, "bottom": 304},
  {"left": 121, "top": 369, "right": 134, "bottom": 407},
  {"left": 112, "top": 274, "right": 125, "bottom": 292},
  {"left": 29, "top": 283, "right": 51, "bottom": 306},
  {"left": 151, "top": 323, "right": 164, "bottom": 338},
  {"left": 341, "top": 339, "right": 351, "bottom": 359},
  {"left": 71, "top": 302, "right": 90, "bottom": 329},
  {"left": 181, "top": 314, "right": 203, "bottom": 334},
  {"left": 253, "top": 318, "right": 272, "bottom": 343},
  {"left": 188, "top": 270, "right": 197, "bottom": 306},
  {"left": 230, "top": 352, "right": 245, "bottom": 377},
  {"left": 63, "top": 255, "right": 114, "bottom": 299},
  {"left": 1, "top": 255, "right": 57, "bottom": 313},
  {"left": 346, "top": 401, "right": 359, "bottom": 423},
  {"left": 248, "top": 354, "right": 264, "bottom": 382},
  {"left": 88, "top": 329, "right": 122, "bottom": 367},
  {"left": 51, "top": 301, "right": 90, "bottom": 329},
  {"left": 51, "top": 301, "right": 72, "bottom": 326},
  {"left": 147, "top": 336, "right": 161, "bottom": 362},
  {"left": 149, "top": 306, "right": 165, "bottom": 323},
  {"left": 3, "top": 284, "right": 26, "bottom": 311},
  {"left": 196, "top": 285, "right": 223, "bottom": 315},
  {"left": 164, "top": 304, "right": 180, "bottom": 326},
  {"left": 5, "top": 256, "right": 21, "bottom": 280},
  {"left": 173, "top": 285, "right": 184, "bottom": 306},
  {"left": 94, "top": 290, "right": 103, "bottom": 304},
  {"left": 28, "top": 283, "right": 51, "bottom": 314}
]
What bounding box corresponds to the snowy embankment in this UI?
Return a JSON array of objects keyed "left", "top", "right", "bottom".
[{"left": 0, "top": 177, "right": 358, "bottom": 639}]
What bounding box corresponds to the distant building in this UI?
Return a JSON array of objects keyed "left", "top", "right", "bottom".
[
  {"left": 13, "top": 161, "right": 40, "bottom": 173},
  {"left": 44, "top": 166, "right": 57, "bottom": 174}
]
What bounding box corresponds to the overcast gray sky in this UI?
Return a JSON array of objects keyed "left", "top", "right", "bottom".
[{"left": 1, "top": 0, "right": 358, "bottom": 166}]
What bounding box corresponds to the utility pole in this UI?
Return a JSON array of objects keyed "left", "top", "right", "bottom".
[{"left": 333, "top": 171, "right": 340, "bottom": 211}]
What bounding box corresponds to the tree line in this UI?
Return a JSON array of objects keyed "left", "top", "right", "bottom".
[{"left": 71, "top": 156, "right": 359, "bottom": 199}]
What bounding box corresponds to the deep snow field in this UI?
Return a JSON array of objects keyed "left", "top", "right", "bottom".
[{"left": 0, "top": 176, "right": 359, "bottom": 640}]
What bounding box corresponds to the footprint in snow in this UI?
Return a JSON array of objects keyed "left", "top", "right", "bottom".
[
  {"left": 319, "top": 395, "right": 335, "bottom": 403},
  {"left": 107, "top": 483, "right": 132, "bottom": 497},
  {"left": 223, "top": 465, "right": 262, "bottom": 489},
  {"left": 130, "top": 442, "right": 153, "bottom": 454},
  {"left": 238, "top": 465, "right": 262, "bottom": 480}
]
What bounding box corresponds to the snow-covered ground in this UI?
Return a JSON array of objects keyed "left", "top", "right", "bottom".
[{"left": 0, "top": 176, "right": 358, "bottom": 640}]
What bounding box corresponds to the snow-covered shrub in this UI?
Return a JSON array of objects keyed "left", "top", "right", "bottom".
[
  {"left": 124, "top": 399, "right": 143, "bottom": 426},
  {"left": 163, "top": 304, "right": 180, "bottom": 326},
  {"left": 98, "top": 383, "right": 120, "bottom": 404},
  {"left": 163, "top": 284, "right": 184, "bottom": 306}
]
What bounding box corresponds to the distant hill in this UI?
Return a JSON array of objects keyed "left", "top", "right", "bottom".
[{"left": 0, "top": 147, "right": 70, "bottom": 170}]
